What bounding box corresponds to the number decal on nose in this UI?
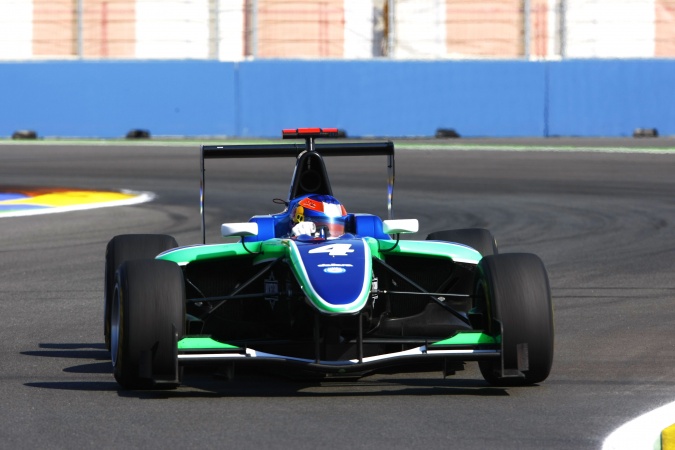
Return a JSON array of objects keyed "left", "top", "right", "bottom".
[{"left": 308, "top": 243, "right": 354, "bottom": 256}]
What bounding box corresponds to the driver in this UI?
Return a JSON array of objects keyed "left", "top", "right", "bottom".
[{"left": 290, "top": 194, "right": 348, "bottom": 239}]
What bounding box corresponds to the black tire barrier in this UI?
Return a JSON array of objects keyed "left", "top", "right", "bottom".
[
  {"left": 125, "top": 129, "right": 151, "bottom": 139},
  {"left": 633, "top": 128, "right": 658, "bottom": 138},
  {"left": 435, "top": 128, "right": 460, "bottom": 138},
  {"left": 12, "top": 130, "right": 37, "bottom": 140}
]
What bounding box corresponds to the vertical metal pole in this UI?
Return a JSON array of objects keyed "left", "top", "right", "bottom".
[
  {"left": 357, "top": 313, "right": 363, "bottom": 363},
  {"left": 215, "top": 0, "right": 220, "bottom": 59},
  {"left": 76, "top": 0, "right": 83, "bottom": 58},
  {"left": 387, "top": 0, "right": 394, "bottom": 58},
  {"left": 200, "top": 146, "right": 206, "bottom": 244},
  {"left": 252, "top": 0, "right": 258, "bottom": 58},
  {"left": 387, "top": 152, "right": 395, "bottom": 220},
  {"left": 313, "top": 313, "right": 321, "bottom": 363},
  {"left": 523, "top": 0, "right": 531, "bottom": 60},
  {"left": 101, "top": 1, "right": 108, "bottom": 58},
  {"left": 559, "top": 0, "right": 567, "bottom": 59},
  {"left": 209, "top": 0, "right": 220, "bottom": 59}
]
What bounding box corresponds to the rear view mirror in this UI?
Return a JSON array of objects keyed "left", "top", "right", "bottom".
[
  {"left": 382, "top": 219, "right": 419, "bottom": 234},
  {"left": 221, "top": 222, "right": 259, "bottom": 238}
]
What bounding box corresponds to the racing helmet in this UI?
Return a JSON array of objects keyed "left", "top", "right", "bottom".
[{"left": 291, "top": 194, "right": 348, "bottom": 238}]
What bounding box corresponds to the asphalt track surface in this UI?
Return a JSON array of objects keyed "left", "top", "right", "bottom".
[{"left": 1, "top": 139, "right": 674, "bottom": 449}]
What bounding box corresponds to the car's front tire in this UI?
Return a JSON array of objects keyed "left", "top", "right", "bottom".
[
  {"left": 104, "top": 234, "right": 178, "bottom": 351},
  {"left": 474, "top": 253, "right": 554, "bottom": 386},
  {"left": 111, "top": 259, "right": 185, "bottom": 389}
]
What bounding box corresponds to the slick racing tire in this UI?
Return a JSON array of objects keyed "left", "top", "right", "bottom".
[
  {"left": 111, "top": 259, "right": 185, "bottom": 390},
  {"left": 426, "top": 228, "right": 498, "bottom": 257},
  {"left": 104, "top": 234, "right": 178, "bottom": 351},
  {"left": 475, "top": 253, "right": 554, "bottom": 386}
]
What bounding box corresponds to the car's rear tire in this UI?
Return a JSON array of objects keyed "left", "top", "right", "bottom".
[
  {"left": 475, "top": 253, "right": 554, "bottom": 386},
  {"left": 111, "top": 259, "right": 185, "bottom": 389},
  {"left": 104, "top": 234, "right": 178, "bottom": 351},
  {"left": 426, "top": 228, "right": 498, "bottom": 256}
]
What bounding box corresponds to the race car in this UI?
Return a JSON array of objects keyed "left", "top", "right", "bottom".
[{"left": 104, "top": 127, "right": 554, "bottom": 389}]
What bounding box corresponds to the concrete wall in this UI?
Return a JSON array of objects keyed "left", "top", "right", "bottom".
[{"left": 1, "top": 60, "right": 673, "bottom": 138}]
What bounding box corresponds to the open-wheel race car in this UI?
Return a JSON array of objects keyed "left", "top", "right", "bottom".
[{"left": 104, "top": 128, "right": 554, "bottom": 389}]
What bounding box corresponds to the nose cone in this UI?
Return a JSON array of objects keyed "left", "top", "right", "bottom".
[{"left": 287, "top": 237, "right": 372, "bottom": 314}]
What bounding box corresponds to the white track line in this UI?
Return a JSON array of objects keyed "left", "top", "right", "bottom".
[
  {"left": 395, "top": 143, "right": 675, "bottom": 154},
  {"left": 0, "top": 190, "right": 155, "bottom": 218},
  {"left": 3, "top": 140, "right": 675, "bottom": 154},
  {"left": 603, "top": 401, "right": 675, "bottom": 450}
]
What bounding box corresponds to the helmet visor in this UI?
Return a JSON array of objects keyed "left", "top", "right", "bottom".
[{"left": 308, "top": 216, "right": 346, "bottom": 238}]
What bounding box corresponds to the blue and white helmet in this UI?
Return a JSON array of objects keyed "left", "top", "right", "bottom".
[{"left": 291, "top": 194, "right": 348, "bottom": 238}]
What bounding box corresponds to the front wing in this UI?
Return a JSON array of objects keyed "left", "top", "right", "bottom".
[{"left": 176, "top": 331, "right": 500, "bottom": 376}]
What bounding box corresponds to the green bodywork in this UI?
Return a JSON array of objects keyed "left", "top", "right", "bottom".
[
  {"left": 178, "top": 336, "right": 239, "bottom": 351},
  {"left": 365, "top": 238, "right": 482, "bottom": 264},
  {"left": 429, "top": 331, "right": 499, "bottom": 347},
  {"left": 158, "top": 237, "right": 482, "bottom": 315},
  {"left": 156, "top": 237, "right": 481, "bottom": 267},
  {"left": 177, "top": 331, "right": 497, "bottom": 352}
]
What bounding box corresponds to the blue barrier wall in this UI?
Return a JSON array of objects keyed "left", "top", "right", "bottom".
[
  {"left": 236, "top": 60, "right": 546, "bottom": 137},
  {"left": 0, "top": 61, "right": 236, "bottom": 137},
  {"left": 547, "top": 60, "right": 675, "bottom": 137},
  {"left": 1, "top": 60, "right": 673, "bottom": 138}
]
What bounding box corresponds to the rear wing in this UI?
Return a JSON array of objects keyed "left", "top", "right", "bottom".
[{"left": 200, "top": 129, "right": 395, "bottom": 244}]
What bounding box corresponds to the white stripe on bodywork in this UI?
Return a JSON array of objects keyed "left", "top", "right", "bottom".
[{"left": 178, "top": 345, "right": 499, "bottom": 364}]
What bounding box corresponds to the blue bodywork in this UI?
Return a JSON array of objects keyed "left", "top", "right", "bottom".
[{"left": 245, "top": 195, "right": 390, "bottom": 243}]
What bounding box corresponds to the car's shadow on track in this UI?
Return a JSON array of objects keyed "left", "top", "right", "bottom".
[
  {"left": 21, "top": 342, "right": 119, "bottom": 391},
  {"left": 166, "top": 371, "right": 511, "bottom": 399},
  {"left": 22, "top": 342, "right": 511, "bottom": 398},
  {"left": 22, "top": 342, "right": 110, "bottom": 361}
]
